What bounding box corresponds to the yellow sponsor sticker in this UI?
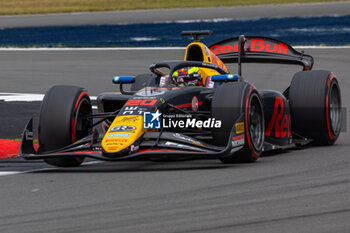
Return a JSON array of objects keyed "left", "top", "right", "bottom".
[
  {"left": 235, "top": 122, "right": 245, "bottom": 134},
  {"left": 102, "top": 115, "right": 144, "bottom": 153}
]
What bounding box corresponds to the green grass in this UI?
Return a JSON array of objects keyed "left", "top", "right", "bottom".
[{"left": 0, "top": 0, "right": 343, "bottom": 15}]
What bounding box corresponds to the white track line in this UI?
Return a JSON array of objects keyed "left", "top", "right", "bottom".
[
  {"left": 0, "top": 171, "right": 21, "bottom": 176},
  {"left": 0, "top": 46, "right": 349, "bottom": 51},
  {"left": 0, "top": 93, "right": 44, "bottom": 102},
  {"left": 0, "top": 169, "right": 52, "bottom": 177},
  {"left": 0, "top": 47, "right": 185, "bottom": 51},
  {"left": 0, "top": 92, "right": 97, "bottom": 102},
  {"left": 0, "top": 92, "right": 98, "bottom": 109},
  {"left": 0, "top": 169, "right": 54, "bottom": 177},
  {"left": 0, "top": 161, "right": 103, "bottom": 177}
]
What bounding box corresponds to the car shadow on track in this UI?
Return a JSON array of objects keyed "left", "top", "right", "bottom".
[
  {"left": 32, "top": 160, "right": 251, "bottom": 173},
  {"left": 261, "top": 149, "right": 289, "bottom": 157},
  {"left": 261, "top": 145, "right": 313, "bottom": 157},
  {"left": 30, "top": 149, "right": 306, "bottom": 173}
]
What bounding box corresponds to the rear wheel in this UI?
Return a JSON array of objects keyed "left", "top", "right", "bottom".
[
  {"left": 38, "top": 85, "right": 92, "bottom": 167},
  {"left": 212, "top": 82, "right": 264, "bottom": 163},
  {"left": 289, "top": 70, "right": 341, "bottom": 145}
]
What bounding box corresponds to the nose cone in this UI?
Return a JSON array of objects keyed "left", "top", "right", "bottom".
[{"left": 102, "top": 115, "right": 144, "bottom": 154}]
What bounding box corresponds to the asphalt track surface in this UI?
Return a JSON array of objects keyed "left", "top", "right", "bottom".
[
  {"left": 0, "top": 2, "right": 350, "bottom": 28},
  {"left": 0, "top": 48, "right": 349, "bottom": 232}
]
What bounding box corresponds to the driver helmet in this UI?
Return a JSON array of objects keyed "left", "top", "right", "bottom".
[{"left": 172, "top": 67, "right": 202, "bottom": 86}]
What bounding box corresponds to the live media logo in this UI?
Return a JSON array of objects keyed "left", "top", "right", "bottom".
[{"left": 143, "top": 111, "right": 221, "bottom": 129}]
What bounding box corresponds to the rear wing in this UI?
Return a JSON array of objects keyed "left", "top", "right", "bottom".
[{"left": 209, "top": 36, "right": 314, "bottom": 74}]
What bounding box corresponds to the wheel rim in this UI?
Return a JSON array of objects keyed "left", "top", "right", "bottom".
[
  {"left": 249, "top": 94, "right": 264, "bottom": 151},
  {"left": 329, "top": 83, "right": 341, "bottom": 135},
  {"left": 74, "top": 97, "right": 92, "bottom": 141}
]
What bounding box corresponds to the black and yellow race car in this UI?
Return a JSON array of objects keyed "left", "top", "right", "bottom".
[{"left": 20, "top": 31, "right": 342, "bottom": 167}]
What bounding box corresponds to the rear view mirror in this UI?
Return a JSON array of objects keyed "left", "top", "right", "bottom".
[
  {"left": 112, "top": 76, "right": 135, "bottom": 84},
  {"left": 211, "top": 74, "right": 239, "bottom": 82}
]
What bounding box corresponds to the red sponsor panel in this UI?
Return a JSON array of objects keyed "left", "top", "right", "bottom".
[
  {"left": 248, "top": 39, "right": 288, "bottom": 55},
  {"left": 250, "top": 38, "right": 265, "bottom": 52},
  {"left": 210, "top": 38, "right": 289, "bottom": 55},
  {"left": 210, "top": 44, "right": 238, "bottom": 55},
  {"left": 125, "top": 99, "right": 157, "bottom": 106},
  {"left": 265, "top": 97, "right": 291, "bottom": 138},
  {"left": 233, "top": 134, "right": 245, "bottom": 141}
]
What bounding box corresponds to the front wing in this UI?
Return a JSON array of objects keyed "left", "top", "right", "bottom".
[{"left": 20, "top": 118, "right": 244, "bottom": 161}]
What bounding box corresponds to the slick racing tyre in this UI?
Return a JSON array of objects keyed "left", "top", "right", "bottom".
[
  {"left": 212, "top": 82, "right": 265, "bottom": 163},
  {"left": 289, "top": 70, "right": 341, "bottom": 145},
  {"left": 130, "top": 73, "right": 158, "bottom": 91},
  {"left": 38, "top": 85, "right": 92, "bottom": 167}
]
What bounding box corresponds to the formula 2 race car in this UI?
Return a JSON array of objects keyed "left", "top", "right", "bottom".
[{"left": 20, "top": 31, "right": 342, "bottom": 167}]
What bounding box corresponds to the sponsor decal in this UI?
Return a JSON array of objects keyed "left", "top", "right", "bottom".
[
  {"left": 125, "top": 99, "right": 157, "bottom": 106},
  {"left": 121, "top": 106, "right": 149, "bottom": 115},
  {"left": 210, "top": 38, "right": 289, "bottom": 55},
  {"left": 132, "top": 96, "right": 156, "bottom": 99},
  {"left": 104, "top": 139, "right": 128, "bottom": 143},
  {"left": 206, "top": 77, "right": 215, "bottom": 88},
  {"left": 24, "top": 131, "right": 34, "bottom": 140},
  {"left": 107, "top": 146, "right": 119, "bottom": 151},
  {"left": 250, "top": 39, "right": 288, "bottom": 54},
  {"left": 232, "top": 134, "right": 245, "bottom": 147},
  {"left": 143, "top": 110, "right": 162, "bottom": 129},
  {"left": 173, "top": 133, "right": 203, "bottom": 146},
  {"left": 210, "top": 51, "right": 229, "bottom": 73},
  {"left": 109, "top": 125, "right": 136, "bottom": 133},
  {"left": 136, "top": 89, "right": 165, "bottom": 97},
  {"left": 115, "top": 116, "right": 139, "bottom": 123},
  {"left": 178, "top": 68, "right": 188, "bottom": 76},
  {"left": 159, "top": 76, "right": 168, "bottom": 87},
  {"left": 102, "top": 115, "right": 143, "bottom": 153},
  {"left": 235, "top": 122, "right": 245, "bottom": 134},
  {"left": 265, "top": 96, "right": 291, "bottom": 138},
  {"left": 192, "top": 96, "right": 199, "bottom": 111},
  {"left": 107, "top": 134, "right": 130, "bottom": 138},
  {"left": 120, "top": 106, "right": 142, "bottom": 115},
  {"left": 202, "top": 62, "right": 216, "bottom": 68},
  {"left": 106, "top": 142, "right": 124, "bottom": 146}
]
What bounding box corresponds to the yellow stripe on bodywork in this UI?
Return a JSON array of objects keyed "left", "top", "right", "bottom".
[{"left": 102, "top": 115, "right": 145, "bottom": 153}]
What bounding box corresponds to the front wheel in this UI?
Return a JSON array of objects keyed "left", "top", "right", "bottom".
[
  {"left": 212, "top": 82, "right": 265, "bottom": 163},
  {"left": 38, "top": 85, "right": 92, "bottom": 167}
]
